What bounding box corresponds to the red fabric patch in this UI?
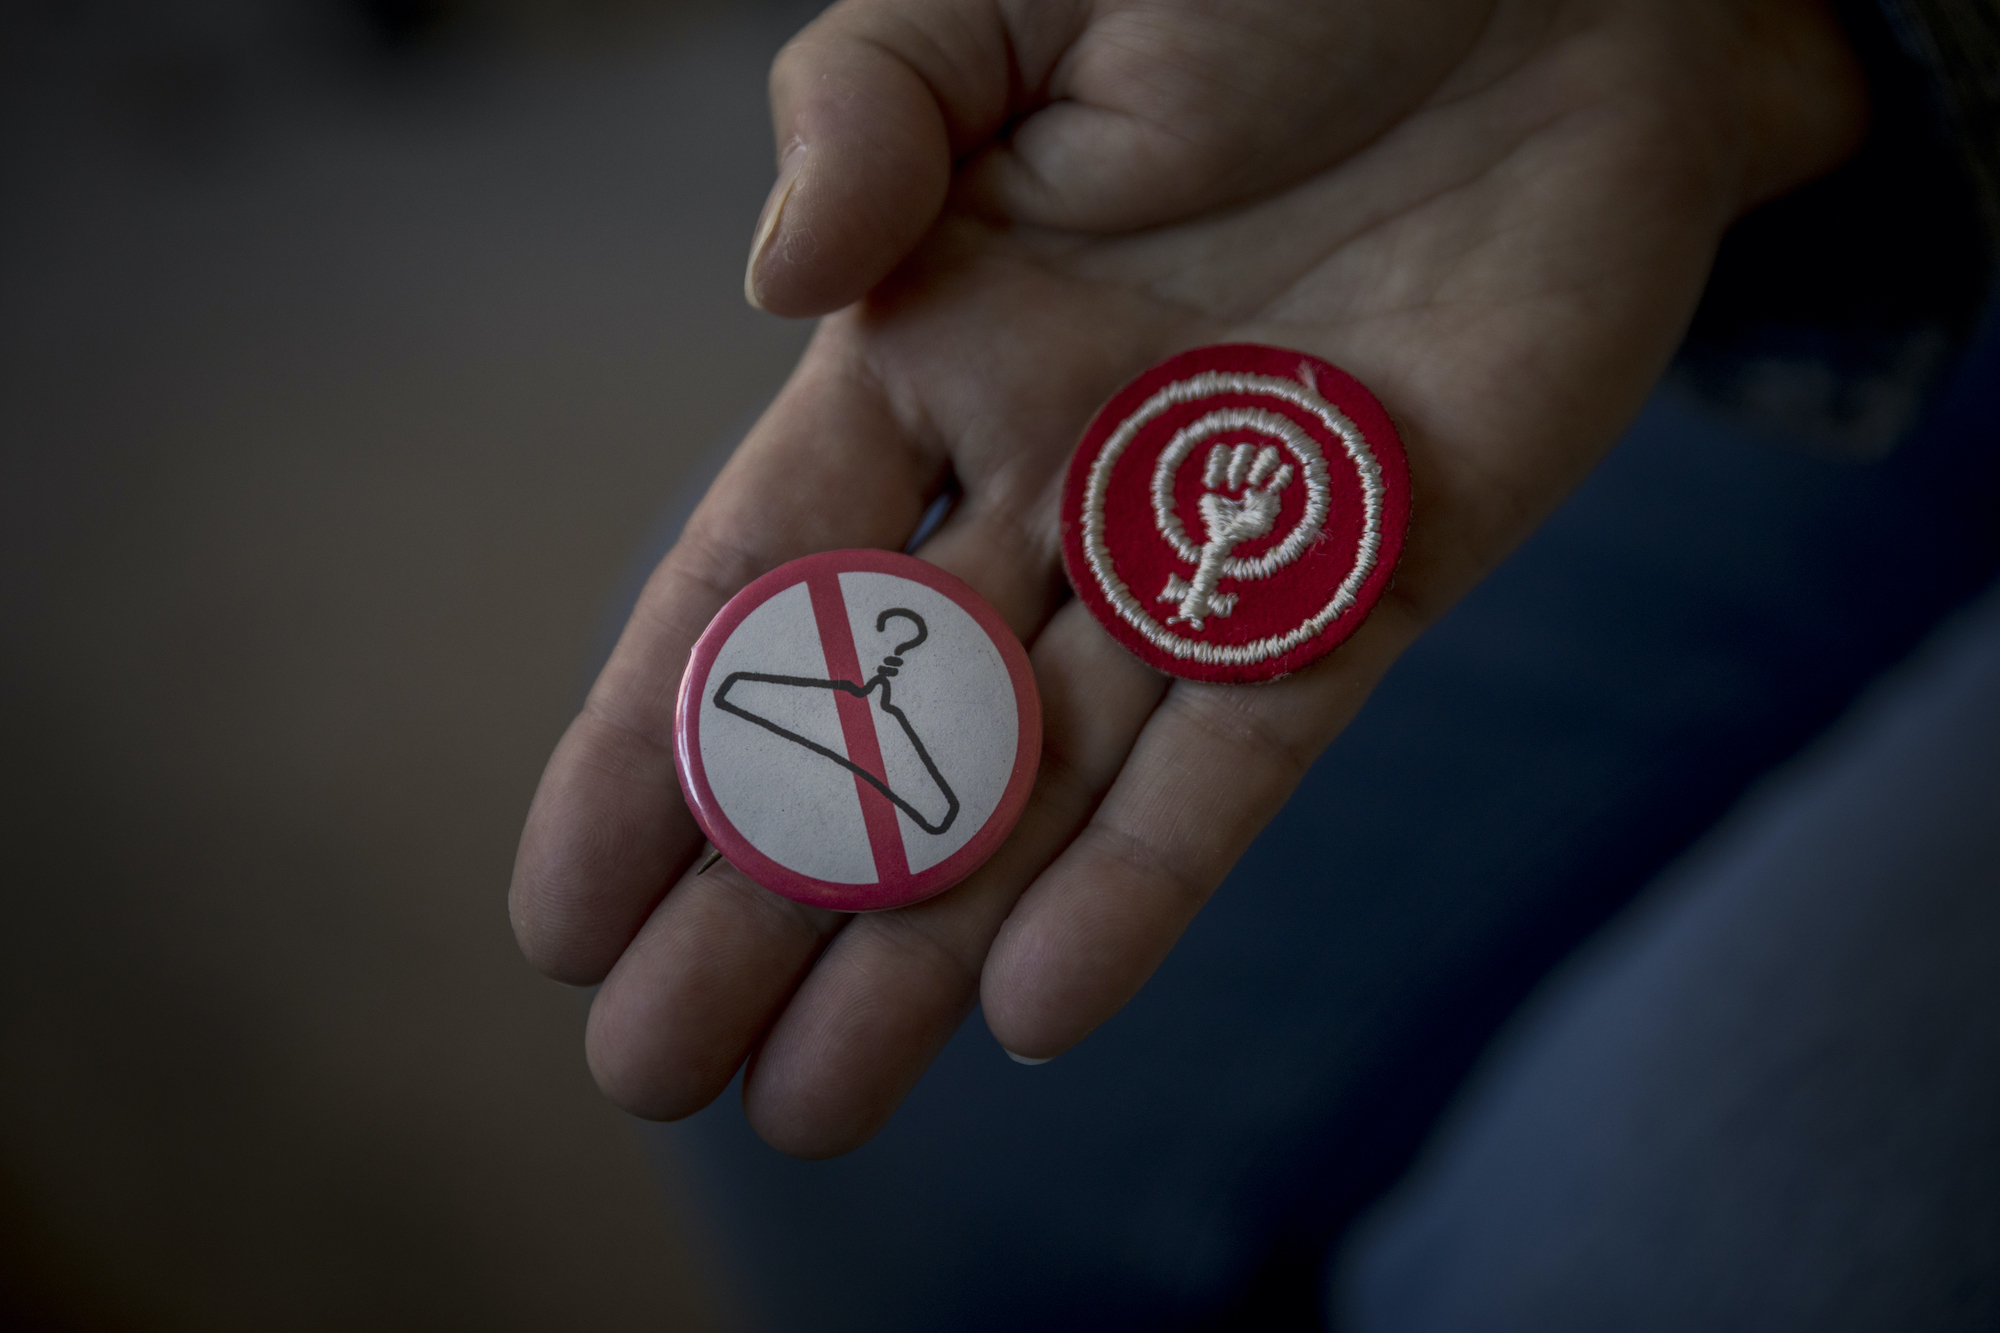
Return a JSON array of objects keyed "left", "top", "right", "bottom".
[{"left": 1060, "top": 344, "right": 1411, "bottom": 683}]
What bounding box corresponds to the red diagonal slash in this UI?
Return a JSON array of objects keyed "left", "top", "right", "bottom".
[{"left": 805, "top": 569, "right": 910, "bottom": 886}]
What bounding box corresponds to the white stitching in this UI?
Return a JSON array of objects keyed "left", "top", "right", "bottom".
[
  {"left": 1148, "top": 408, "right": 1331, "bottom": 579},
  {"left": 1081, "top": 371, "right": 1385, "bottom": 667}
]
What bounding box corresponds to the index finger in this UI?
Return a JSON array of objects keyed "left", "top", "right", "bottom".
[{"left": 508, "top": 338, "right": 939, "bottom": 985}]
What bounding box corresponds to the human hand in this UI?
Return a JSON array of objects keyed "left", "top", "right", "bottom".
[{"left": 511, "top": 0, "right": 1864, "bottom": 1156}]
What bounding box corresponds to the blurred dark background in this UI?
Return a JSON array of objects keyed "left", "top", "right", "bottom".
[{"left": 1, "top": 1, "right": 816, "bottom": 1326}]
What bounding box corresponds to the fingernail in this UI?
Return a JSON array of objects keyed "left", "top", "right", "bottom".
[
  {"left": 1006, "top": 1049, "right": 1052, "bottom": 1066},
  {"left": 744, "top": 146, "right": 805, "bottom": 311}
]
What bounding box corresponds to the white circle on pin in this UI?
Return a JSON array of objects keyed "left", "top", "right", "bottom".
[{"left": 674, "top": 549, "right": 1041, "bottom": 912}]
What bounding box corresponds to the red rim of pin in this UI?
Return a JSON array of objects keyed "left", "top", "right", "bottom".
[
  {"left": 1060, "top": 343, "right": 1411, "bottom": 683},
  {"left": 675, "top": 549, "right": 1041, "bottom": 913}
]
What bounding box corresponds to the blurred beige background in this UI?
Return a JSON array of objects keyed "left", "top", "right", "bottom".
[{"left": 1, "top": 2, "right": 816, "bottom": 1327}]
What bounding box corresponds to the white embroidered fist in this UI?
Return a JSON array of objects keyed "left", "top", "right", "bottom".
[
  {"left": 1164, "top": 442, "right": 1295, "bottom": 627},
  {"left": 1198, "top": 442, "right": 1294, "bottom": 549}
]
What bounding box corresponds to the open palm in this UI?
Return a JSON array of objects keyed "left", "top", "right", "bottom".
[{"left": 511, "top": 0, "right": 1862, "bottom": 1157}]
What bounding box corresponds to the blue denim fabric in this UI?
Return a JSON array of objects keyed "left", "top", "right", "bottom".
[
  {"left": 1336, "top": 573, "right": 2000, "bottom": 1333},
  {"left": 637, "top": 308, "right": 2000, "bottom": 1331}
]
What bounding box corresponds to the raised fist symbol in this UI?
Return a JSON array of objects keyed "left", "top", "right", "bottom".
[{"left": 1162, "top": 442, "right": 1294, "bottom": 627}]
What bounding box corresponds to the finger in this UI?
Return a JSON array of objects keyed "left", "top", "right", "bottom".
[
  {"left": 747, "top": 0, "right": 1091, "bottom": 316},
  {"left": 586, "top": 856, "right": 844, "bottom": 1120},
  {"left": 981, "top": 598, "right": 1427, "bottom": 1060},
  {"left": 1224, "top": 444, "right": 1256, "bottom": 490},
  {"left": 509, "top": 338, "right": 936, "bottom": 985},
  {"left": 1247, "top": 445, "right": 1279, "bottom": 488},
  {"left": 741, "top": 599, "right": 1167, "bottom": 1157},
  {"left": 1205, "top": 444, "right": 1228, "bottom": 488}
]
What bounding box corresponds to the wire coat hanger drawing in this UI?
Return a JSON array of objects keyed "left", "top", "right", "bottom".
[{"left": 712, "top": 608, "right": 961, "bottom": 836}]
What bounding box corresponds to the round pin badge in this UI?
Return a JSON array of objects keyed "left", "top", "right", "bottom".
[
  {"left": 674, "top": 549, "right": 1040, "bottom": 913},
  {"left": 1060, "top": 343, "right": 1411, "bottom": 683}
]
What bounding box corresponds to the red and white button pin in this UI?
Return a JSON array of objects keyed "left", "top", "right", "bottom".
[
  {"left": 1062, "top": 344, "right": 1411, "bottom": 683},
  {"left": 675, "top": 549, "right": 1040, "bottom": 913}
]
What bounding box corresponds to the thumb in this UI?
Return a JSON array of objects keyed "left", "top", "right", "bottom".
[{"left": 743, "top": 0, "right": 1084, "bottom": 317}]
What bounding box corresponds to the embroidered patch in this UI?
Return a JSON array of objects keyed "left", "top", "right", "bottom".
[
  {"left": 674, "top": 549, "right": 1041, "bottom": 912},
  {"left": 1060, "top": 344, "right": 1411, "bottom": 683}
]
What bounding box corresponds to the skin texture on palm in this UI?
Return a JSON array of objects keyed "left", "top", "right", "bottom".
[{"left": 509, "top": 0, "right": 1866, "bottom": 1158}]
